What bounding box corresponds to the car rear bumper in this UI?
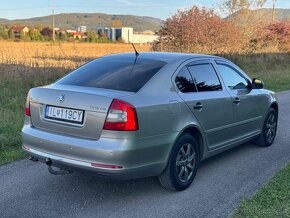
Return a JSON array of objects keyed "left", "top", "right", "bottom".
[{"left": 22, "top": 125, "right": 177, "bottom": 180}]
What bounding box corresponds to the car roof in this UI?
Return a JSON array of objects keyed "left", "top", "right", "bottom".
[{"left": 104, "top": 52, "right": 223, "bottom": 63}]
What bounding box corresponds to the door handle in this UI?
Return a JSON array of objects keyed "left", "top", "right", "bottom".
[
  {"left": 233, "top": 97, "right": 241, "bottom": 104},
  {"left": 194, "top": 102, "right": 203, "bottom": 110}
]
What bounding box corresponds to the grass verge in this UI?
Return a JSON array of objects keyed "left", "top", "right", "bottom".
[
  {"left": 0, "top": 64, "right": 70, "bottom": 165},
  {"left": 225, "top": 53, "right": 290, "bottom": 92},
  {"left": 234, "top": 163, "right": 290, "bottom": 217}
]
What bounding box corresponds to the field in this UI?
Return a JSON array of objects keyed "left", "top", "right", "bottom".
[
  {"left": 0, "top": 41, "right": 151, "bottom": 70},
  {"left": 1, "top": 41, "right": 290, "bottom": 165}
]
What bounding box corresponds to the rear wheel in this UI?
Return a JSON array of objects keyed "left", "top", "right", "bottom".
[
  {"left": 255, "top": 108, "right": 278, "bottom": 147},
  {"left": 158, "top": 133, "right": 199, "bottom": 191}
]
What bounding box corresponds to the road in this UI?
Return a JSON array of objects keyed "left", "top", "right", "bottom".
[{"left": 1, "top": 91, "right": 290, "bottom": 218}]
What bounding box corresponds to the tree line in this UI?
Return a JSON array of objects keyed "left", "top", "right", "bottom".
[
  {"left": 155, "top": 0, "right": 289, "bottom": 53},
  {"left": 0, "top": 20, "right": 127, "bottom": 43}
]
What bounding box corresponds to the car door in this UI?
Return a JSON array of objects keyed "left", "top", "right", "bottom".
[
  {"left": 214, "top": 60, "right": 263, "bottom": 139},
  {"left": 175, "top": 59, "right": 234, "bottom": 150}
]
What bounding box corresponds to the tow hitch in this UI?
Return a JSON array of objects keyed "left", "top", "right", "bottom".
[
  {"left": 45, "top": 158, "right": 72, "bottom": 175},
  {"left": 29, "top": 156, "right": 38, "bottom": 162}
]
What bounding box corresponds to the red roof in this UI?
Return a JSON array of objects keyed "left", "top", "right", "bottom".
[
  {"left": 71, "top": 31, "right": 85, "bottom": 36},
  {"left": 10, "top": 25, "right": 28, "bottom": 32}
]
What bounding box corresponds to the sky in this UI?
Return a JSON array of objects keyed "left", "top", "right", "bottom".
[{"left": 1, "top": 0, "right": 290, "bottom": 20}]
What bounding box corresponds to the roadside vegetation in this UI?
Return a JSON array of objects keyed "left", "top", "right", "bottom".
[
  {"left": 234, "top": 163, "right": 290, "bottom": 217},
  {"left": 155, "top": 4, "right": 290, "bottom": 54},
  {"left": 0, "top": 65, "right": 66, "bottom": 164},
  {"left": 224, "top": 53, "right": 290, "bottom": 91}
]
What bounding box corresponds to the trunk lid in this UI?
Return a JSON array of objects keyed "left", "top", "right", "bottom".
[{"left": 29, "top": 84, "right": 134, "bottom": 140}]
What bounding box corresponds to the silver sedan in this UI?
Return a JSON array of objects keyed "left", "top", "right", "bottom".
[{"left": 22, "top": 52, "right": 278, "bottom": 191}]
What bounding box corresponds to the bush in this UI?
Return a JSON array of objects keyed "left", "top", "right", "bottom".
[{"left": 155, "top": 6, "right": 245, "bottom": 54}]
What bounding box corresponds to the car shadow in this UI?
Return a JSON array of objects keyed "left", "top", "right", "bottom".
[{"left": 52, "top": 141, "right": 259, "bottom": 196}]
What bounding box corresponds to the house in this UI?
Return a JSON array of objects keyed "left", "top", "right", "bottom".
[
  {"left": 66, "top": 30, "right": 77, "bottom": 34},
  {"left": 9, "top": 25, "right": 30, "bottom": 39},
  {"left": 70, "top": 31, "right": 88, "bottom": 40},
  {"left": 55, "top": 28, "right": 66, "bottom": 35},
  {"left": 77, "top": 26, "right": 87, "bottom": 33},
  {"left": 97, "top": 27, "right": 158, "bottom": 44}
]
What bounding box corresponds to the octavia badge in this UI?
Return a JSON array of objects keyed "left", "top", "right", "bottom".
[{"left": 58, "top": 94, "right": 65, "bottom": 103}]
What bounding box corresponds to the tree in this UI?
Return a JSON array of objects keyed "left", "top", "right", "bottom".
[
  {"left": 222, "top": 0, "right": 267, "bottom": 15},
  {"left": 87, "top": 31, "right": 98, "bottom": 42},
  {"left": 157, "top": 6, "right": 245, "bottom": 54},
  {"left": 33, "top": 30, "right": 42, "bottom": 41},
  {"left": 262, "top": 21, "right": 290, "bottom": 51},
  {"left": 221, "top": 0, "right": 269, "bottom": 51},
  {"left": 58, "top": 32, "right": 68, "bottom": 41},
  {"left": 0, "top": 26, "right": 9, "bottom": 39},
  {"left": 19, "top": 30, "right": 30, "bottom": 41},
  {"left": 40, "top": 27, "right": 53, "bottom": 40},
  {"left": 8, "top": 29, "right": 15, "bottom": 40}
]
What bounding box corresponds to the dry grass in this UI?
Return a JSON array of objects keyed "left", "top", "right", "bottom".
[{"left": 0, "top": 41, "right": 151, "bottom": 72}]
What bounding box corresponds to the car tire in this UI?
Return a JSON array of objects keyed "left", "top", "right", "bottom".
[
  {"left": 254, "top": 108, "right": 278, "bottom": 147},
  {"left": 158, "top": 133, "right": 199, "bottom": 191}
]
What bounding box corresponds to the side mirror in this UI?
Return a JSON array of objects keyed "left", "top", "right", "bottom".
[{"left": 252, "top": 78, "right": 264, "bottom": 89}]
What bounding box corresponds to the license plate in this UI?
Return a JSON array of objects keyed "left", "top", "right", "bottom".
[{"left": 45, "top": 106, "right": 84, "bottom": 124}]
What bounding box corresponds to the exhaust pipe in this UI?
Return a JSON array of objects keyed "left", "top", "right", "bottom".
[{"left": 45, "top": 158, "right": 72, "bottom": 175}]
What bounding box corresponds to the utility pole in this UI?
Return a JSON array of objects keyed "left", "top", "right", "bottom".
[
  {"left": 50, "top": 5, "right": 55, "bottom": 42},
  {"left": 272, "top": 0, "right": 277, "bottom": 22}
]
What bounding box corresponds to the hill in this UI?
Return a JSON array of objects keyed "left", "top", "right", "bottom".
[
  {"left": 227, "top": 8, "right": 290, "bottom": 23},
  {"left": 0, "top": 13, "right": 163, "bottom": 32}
]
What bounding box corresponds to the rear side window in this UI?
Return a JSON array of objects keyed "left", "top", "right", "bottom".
[
  {"left": 187, "top": 64, "right": 222, "bottom": 92},
  {"left": 175, "top": 66, "right": 197, "bottom": 93},
  {"left": 57, "top": 57, "right": 167, "bottom": 92}
]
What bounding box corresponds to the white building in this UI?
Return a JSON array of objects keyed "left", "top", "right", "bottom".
[
  {"left": 77, "top": 26, "right": 87, "bottom": 33},
  {"left": 97, "top": 27, "right": 158, "bottom": 44}
]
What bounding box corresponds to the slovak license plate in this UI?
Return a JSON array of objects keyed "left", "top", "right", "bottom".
[{"left": 45, "top": 105, "right": 84, "bottom": 124}]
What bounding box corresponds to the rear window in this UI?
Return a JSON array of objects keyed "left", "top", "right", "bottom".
[
  {"left": 187, "top": 64, "right": 222, "bottom": 92},
  {"left": 57, "top": 57, "right": 167, "bottom": 92}
]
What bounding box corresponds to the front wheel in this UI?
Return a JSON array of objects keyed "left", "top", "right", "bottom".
[
  {"left": 158, "top": 133, "right": 199, "bottom": 191},
  {"left": 254, "top": 108, "right": 278, "bottom": 147}
]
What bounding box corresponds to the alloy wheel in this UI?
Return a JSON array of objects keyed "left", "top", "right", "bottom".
[
  {"left": 266, "top": 113, "right": 277, "bottom": 144},
  {"left": 176, "top": 143, "right": 196, "bottom": 183}
]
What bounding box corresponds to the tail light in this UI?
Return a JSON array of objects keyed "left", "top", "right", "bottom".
[
  {"left": 25, "top": 91, "right": 31, "bottom": 117},
  {"left": 103, "top": 99, "right": 138, "bottom": 131}
]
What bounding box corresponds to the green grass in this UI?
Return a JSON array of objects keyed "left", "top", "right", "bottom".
[
  {"left": 225, "top": 53, "right": 290, "bottom": 92},
  {"left": 0, "top": 64, "right": 70, "bottom": 165},
  {"left": 0, "top": 53, "right": 290, "bottom": 165},
  {"left": 234, "top": 163, "right": 290, "bottom": 217}
]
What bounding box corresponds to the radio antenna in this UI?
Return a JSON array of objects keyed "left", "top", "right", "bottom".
[{"left": 131, "top": 43, "right": 139, "bottom": 56}]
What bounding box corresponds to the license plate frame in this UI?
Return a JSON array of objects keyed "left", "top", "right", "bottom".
[{"left": 45, "top": 105, "right": 84, "bottom": 125}]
